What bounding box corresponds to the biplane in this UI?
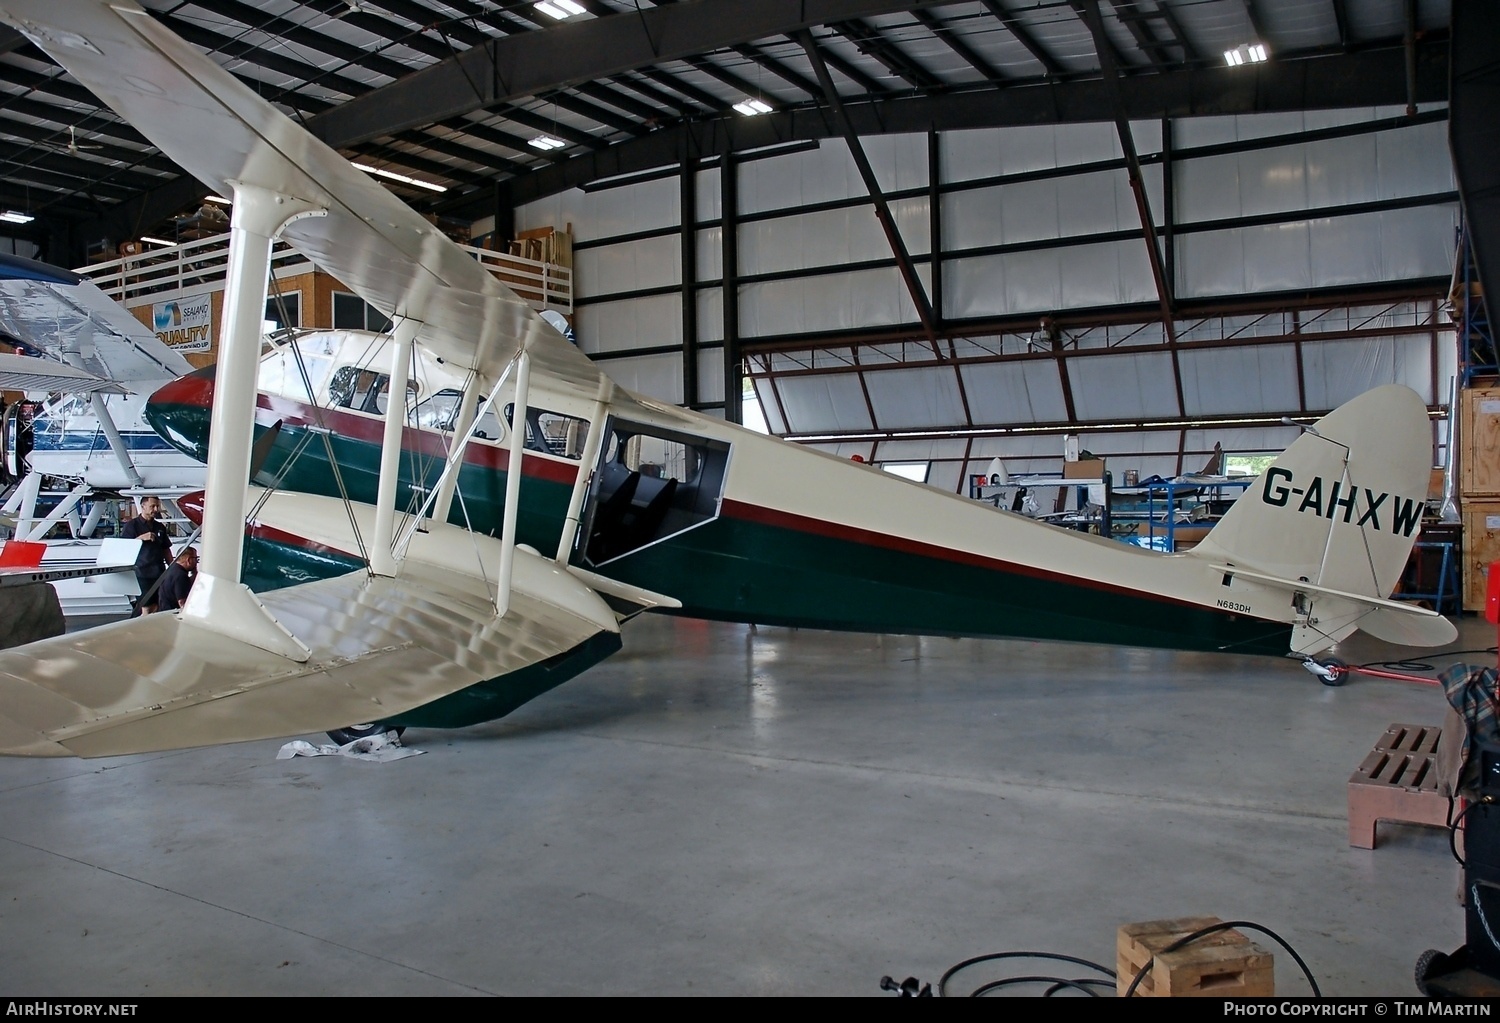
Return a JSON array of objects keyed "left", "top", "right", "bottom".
[{"left": 0, "top": 0, "right": 1457, "bottom": 757}]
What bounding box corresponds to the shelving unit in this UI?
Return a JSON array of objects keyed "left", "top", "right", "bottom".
[{"left": 1111, "top": 479, "right": 1253, "bottom": 552}]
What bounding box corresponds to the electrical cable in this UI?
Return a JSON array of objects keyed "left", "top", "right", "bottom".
[
  {"left": 936, "top": 950, "right": 1115, "bottom": 998},
  {"left": 1121, "top": 920, "right": 1320, "bottom": 998}
]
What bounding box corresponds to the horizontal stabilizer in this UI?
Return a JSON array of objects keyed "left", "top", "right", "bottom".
[{"left": 1212, "top": 562, "right": 1458, "bottom": 647}]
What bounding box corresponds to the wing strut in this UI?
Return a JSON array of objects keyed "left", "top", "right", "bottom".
[
  {"left": 495, "top": 350, "right": 530, "bottom": 617},
  {"left": 369, "top": 315, "right": 420, "bottom": 576},
  {"left": 180, "top": 182, "right": 325, "bottom": 662},
  {"left": 88, "top": 394, "right": 144, "bottom": 488}
]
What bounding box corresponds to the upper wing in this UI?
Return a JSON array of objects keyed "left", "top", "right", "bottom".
[
  {"left": 0, "top": 0, "right": 603, "bottom": 397},
  {"left": 0, "top": 253, "right": 193, "bottom": 391},
  {"left": 0, "top": 545, "right": 621, "bottom": 757}
]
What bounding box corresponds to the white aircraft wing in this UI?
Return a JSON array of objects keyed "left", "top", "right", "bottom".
[
  {"left": 0, "top": 253, "right": 193, "bottom": 390},
  {"left": 0, "top": 0, "right": 603, "bottom": 396},
  {"left": 0, "top": 351, "right": 124, "bottom": 394},
  {"left": 0, "top": 549, "right": 620, "bottom": 757}
]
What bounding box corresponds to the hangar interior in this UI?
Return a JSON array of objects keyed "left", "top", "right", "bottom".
[{"left": 0, "top": 0, "right": 1493, "bottom": 998}]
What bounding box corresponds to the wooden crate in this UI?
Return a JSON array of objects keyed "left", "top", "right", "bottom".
[
  {"left": 1462, "top": 502, "right": 1500, "bottom": 611},
  {"left": 1463, "top": 387, "right": 1500, "bottom": 496},
  {"left": 1117, "top": 916, "right": 1274, "bottom": 997}
]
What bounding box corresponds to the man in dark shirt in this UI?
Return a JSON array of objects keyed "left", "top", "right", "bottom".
[
  {"left": 121, "top": 496, "right": 172, "bottom": 613},
  {"left": 157, "top": 547, "right": 197, "bottom": 612}
]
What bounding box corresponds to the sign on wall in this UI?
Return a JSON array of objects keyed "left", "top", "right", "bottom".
[{"left": 152, "top": 294, "right": 213, "bottom": 352}]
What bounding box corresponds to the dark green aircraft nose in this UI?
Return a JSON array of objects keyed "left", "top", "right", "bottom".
[{"left": 144, "top": 365, "right": 216, "bottom": 464}]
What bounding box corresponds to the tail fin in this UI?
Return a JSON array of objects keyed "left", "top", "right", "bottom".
[{"left": 1190, "top": 386, "right": 1433, "bottom": 641}]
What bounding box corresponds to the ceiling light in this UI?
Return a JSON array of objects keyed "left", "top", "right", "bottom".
[
  {"left": 534, "top": 1, "right": 584, "bottom": 20},
  {"left": 203, "top": 195, "right": 232, "bottom": 205},
  {"left": 353, "top": 163, "right": 448, "bottom": 193},
  {"left": 529, "top": 135, "right": 566, "bottom": 151},
  {"left": 139, "top": 235, "right": 174, "bottom": 247},
  {"left": 733, "top": 98, "right": 773, "bottom": 116},
  {"left": 1224, "top": 42, "right": 1269, "bottom": 66},
  {"left": 0, "top": 211, "right": 34, "bottom": 224}
]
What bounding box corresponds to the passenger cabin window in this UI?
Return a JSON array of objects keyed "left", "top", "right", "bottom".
[
  {"left": 505, "top": 404, "right": 589, "bottom": 460},
  {"left": 328, "top": 367, "right": 417, "bottom": 415},
  {"left": 579, "top": 418, "right": 729, "bottom": 566},
  {"left": 413, "top": 388, "right": 504, "bottom": 441}
]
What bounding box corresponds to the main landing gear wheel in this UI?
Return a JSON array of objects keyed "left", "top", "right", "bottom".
[
  {"left": 326, "top": 723, "right": 406, "bottom": 745},
  {"left": 1302, "top": 656, "right": 1349, "bottom": 687}
]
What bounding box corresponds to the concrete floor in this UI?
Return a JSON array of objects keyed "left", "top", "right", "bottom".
[{"left": 0, "top": 612, "right": 1488, "bottom": 996}]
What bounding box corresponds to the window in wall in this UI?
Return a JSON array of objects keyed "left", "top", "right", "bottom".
[
  {"left": 263, "top": 291, "right": 301, "bottom": 335},
  {"left": 882, "top": 462, "right": 929, "bottom": 483},
  {"left": 332, "top": 292, "right": 393, "bottom": 334}
]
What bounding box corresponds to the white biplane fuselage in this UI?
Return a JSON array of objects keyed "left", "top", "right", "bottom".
[{"left": 0, "top": 0, "right": 1457, "bottom": 756}]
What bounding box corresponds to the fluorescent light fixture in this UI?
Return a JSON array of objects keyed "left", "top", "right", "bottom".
[
  {"left": 529, "top": 135, "right": 566, "bottom": 151},
  {"left": 733, "top": 98, "right": 773, "bottom": 116},
  {"left": 353, "top": 163, "right": 448, "bottom": 193},
  {"left": 139, "top": 235, "right": 174, "bottom": 247},
  {"left": 1224, "top": 42, "right": 1268, "bottom": 66},
  {"left": 203, "top": 195, "right": 232, "bottom": 205},
  {"left": 0, "top": 211, "right": 34, "bottom": 224},
  {"left": 534, "top": 0, "right": 584, "bottom": 19}
]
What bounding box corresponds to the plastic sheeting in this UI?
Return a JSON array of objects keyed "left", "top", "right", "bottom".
[
  {"left": 575, "top": 233, "right": 680, "bottom": 299},
  {"left": 739, "top": 264, "right": 927, "bottom": 338},
  {"left": 1301, "top": 335, "right": 1434, "bottom": 408},
  {"left": 1179, "top": 344, "right": 1301, "bottom": 415},
  {"left": 1067, "top": 351, "right": 1180, "bottom": 421},
  {"left": 738, "top": 197, "right": 930, "bottom": 276},
  {"left": 696, "top": 288, "right": 723, "bottom": 343},
  {"left": 516, "top": 176, "right": 679, "bottom": 243},
  {"left": 941, "top": 122, "right": 1121, "bottom": 184},
  {"left": 1176, "top": 119, "right": 1452, "bottom": 223},
  {"left": 773, "top": 373, "right": 875, "bottom": 433},
  {"left": 695, "top": 348, "right": 725, "bottom": 405},
  {"left": 696, "top": 226, "right": 722, "bottom": 282},
  {"left": 942, "top": 167, "right": 1146, "bottom": 250},
  {"left": 959, "top": 359, "right": 1068, "bottom": 424},
  {"left": 575, "top": 293, "right": 680, "bottom": 354},
  {"left": 736, "top": 136, "right": 927, "bottom": 215},
  {"left": 862, "top": 366, "right": 969, "bottom": 430},
  {"left": 594, "top": 351, "right": 683, "bottom": 405},
  {"left": 1178, "top": 204, "right": 1459, "bottom": 298},
  {"left": 944, "top": 239, "right": 1157, "bottom": 319}
]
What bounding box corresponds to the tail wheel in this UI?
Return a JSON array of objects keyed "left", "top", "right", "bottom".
[
  {"left": 1315, "top": 657, "right": 1349, "bottom": 687},
  {"left": 326, "top": 723, "right": 405, "bottom": 745}
]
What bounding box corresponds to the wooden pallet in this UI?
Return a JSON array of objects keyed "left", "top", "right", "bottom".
[
  {"left": 1347, "top": 723, "right": 1449, "bottom": 849},
  {"left": 1117, "top": 916, "right": 1274, "bottom": 997}
]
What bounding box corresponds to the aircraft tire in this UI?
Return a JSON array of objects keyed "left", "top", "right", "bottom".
[
  {"left": 1315, "top": 657, "right": 1348, "bottom": 686},
  {"left": 326, "top": 723, "right": 406, "bottom": 745}
]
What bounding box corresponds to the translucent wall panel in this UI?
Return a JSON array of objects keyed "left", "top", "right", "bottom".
[
  {"left": 774, "top": 373, "right": 875, "bottom": 433},
  {"left": 863, "top": 366, "right": 968, "bottom": 430},
  {"left": 739, "top": 265, "right": 929, "bottom": 338},
  {"left": 576, "top": 233, "right": 680, "bottom": 298},
  {"left": 959, "top": 360, "right": 1067, "bottom": 424},
  {"left": 941, "top": 123, "right": 1120, "bottom": 183},
  {"left": 1176, "top": 119, "right": 1452, "bottom": 223},
  {"left": 1177, "top": 205, "right": 1459, "bottom": 298},
  {"left": 1173, "top": 108, "right": 1405, "bottom": 149},
  {"left": 696, "top": 288, "right": 723, "bottom": 344},
  {"left": 695, "top": 166, "right": 721, "bottom": 223},
  {"left": 737, "top": 135, "right": 927, "bottom": 215},
  {"left": 1182, "top": 425, "right": 1300, "bottom": 454},
  {"left": 696, "top": 226, "right": 722, "bottom": 281},
  {"left": 1179, "top": 344, "right": 1300, "bottom": 415},
  {"left": 738, "top": 197, "right": 929, "bottom": 276},
  {"left": 1301, "top": 335, "right": 1434, "bottom": 409},
  {"left": 598, "top": 352, "right": 683, "bottom": 405},
  {"left": 696, "top": 348, "right": 724, "bottom": 406},
  {"left": 516, "top": 176, "right": 680, "bottom": 242},
  {"left": 944, "top": 240, "right": 1156, "bottom": 318},
  {"left": 575, "top": 293, "right": 681, "bottom": 354},
  {"left": 1067, "top": 351, "right": 1179, "bottom": 421},
  {"left": 943, "top": 167, "right": 1139, "bottom": 249}
]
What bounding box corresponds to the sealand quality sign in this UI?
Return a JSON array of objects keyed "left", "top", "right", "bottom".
[{"left": 152, "top": 294, "right": 212, "bottom": 353}]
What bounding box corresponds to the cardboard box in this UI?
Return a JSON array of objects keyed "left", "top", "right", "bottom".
[{"left": 1063, "top": 457, "right": 1105, "bottom": 480}]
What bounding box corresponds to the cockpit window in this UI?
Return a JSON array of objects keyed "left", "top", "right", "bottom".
[
  {"left": 505, "top": 404, "right": 589, "bottom": 460},
  {"left": 328, "top": 367, "right": 416, "bottom": 415}
]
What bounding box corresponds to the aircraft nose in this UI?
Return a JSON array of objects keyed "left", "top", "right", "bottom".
[
  {"left": 178, "top": 491, "right": 205, "bottom": 526},
  {"left": 145, "top": 365, "right": 216, "bottom": 464}
]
